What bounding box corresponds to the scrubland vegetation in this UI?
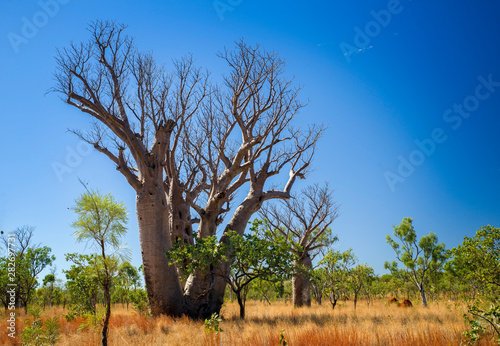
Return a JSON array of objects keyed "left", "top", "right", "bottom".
[
  {"left": 1, "top": 299, "right": 498, "bottom": 345},
  {"left": 2, "top": 21, "right": 499, "bottom": 346}
]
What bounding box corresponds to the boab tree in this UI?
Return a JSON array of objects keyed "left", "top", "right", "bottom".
[
  {"left": 259, "top": 183, "right": 339, "bottom": 307},
  {"left": 53, "top": 20, "right": 323, "bottom": 318}
]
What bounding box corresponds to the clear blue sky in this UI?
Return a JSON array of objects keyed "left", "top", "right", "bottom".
[{"left": 1, "top": 0, "right": 499, "bottom": 279}]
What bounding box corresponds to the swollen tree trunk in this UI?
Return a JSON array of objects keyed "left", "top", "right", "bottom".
[
  {"left": 184, "top": 193, "right": 263, "bottom": 319},
  {"left": 292, "top": 254, "right": 312, "bottom": 307},
  {"left": 137, "top": 185, "right": 184, "bottom": 316}
]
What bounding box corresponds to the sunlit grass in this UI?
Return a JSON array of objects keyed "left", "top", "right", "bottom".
[{"left": 1, "top": 299, "right": 497, "bottom": 345}]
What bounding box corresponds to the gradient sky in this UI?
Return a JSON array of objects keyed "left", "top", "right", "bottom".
[{"left": 1, "top": 0, "right": 499, "bottom": 279}]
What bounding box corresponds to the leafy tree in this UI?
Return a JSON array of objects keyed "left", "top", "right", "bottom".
[
  {"left": 319, "top": 249, "right": 356, "bottom": 310},
  {"left": 385, "top": 217, "right": 448, "bottom": 307},
  {"left": 0, "top": 257, "right": 11, "bottom": 310},
  {"left": 37, "top": 270, "right": 63, "bottom": 308},
  {"left": 348, "top": 264, "right": 375, "bottom": 309},
  {"left": 448, "top": 225, "right": 500, "bottom": 343},
  {"left": 310, "top": 267, "right": 329, "bottom": 305},
  {"left": 64, "top": 253, "right": 100, "bottom": 315},
  {"left": 71, "top": 189, "right": 129, "bottom": 346},
  {"left": 21, "top": 306, "right": 61, "bottom": 346},
  {"left": 1, "top": 226, "right": 55, "bottom": 313},
  {"left": 167, "top": 220, "right": 296, "bottom": 319},
  {"left": 245, "top": 278, "right": 284, "bottom": 304},
  {"left": 113, "top": 261, "right": 141, "bottom": 309},
  {"left": 53, "top": 21, "right": 322, "bottom": 318}
]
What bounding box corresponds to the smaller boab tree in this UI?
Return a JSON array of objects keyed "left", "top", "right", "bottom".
[
  {"left": 385, "top": 217, "right": 448, "bottom": 307},
  {"left": 259, "top": 183, "right": 339, "bottom": 307}
]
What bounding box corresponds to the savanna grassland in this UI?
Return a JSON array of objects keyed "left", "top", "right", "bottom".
[{"left": 2, "top": 299, "right": 496, "bottom": 346}]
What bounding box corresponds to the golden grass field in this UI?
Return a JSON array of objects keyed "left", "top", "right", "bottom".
[{"left": 1, "top": 299, "right": 497, "bottom": 345}]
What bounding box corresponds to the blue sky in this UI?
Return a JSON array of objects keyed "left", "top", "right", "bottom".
[{"left": 1, "top": 0, "right": 499, "bottom": 279}]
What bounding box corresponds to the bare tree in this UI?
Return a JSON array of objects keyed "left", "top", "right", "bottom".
[
  {"left": 53, "top": 20, "right": 323, "bottom": 318},
  {"left": 259, "top": 183, "right": 339, "bottom": 307}
]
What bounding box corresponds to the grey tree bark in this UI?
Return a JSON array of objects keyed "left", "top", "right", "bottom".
[
  {"left": 53, "top": 20, "right": 323, "bottom": 318},
  {"left": 292, "top": 254, "right": 312, "bottom": 307}
]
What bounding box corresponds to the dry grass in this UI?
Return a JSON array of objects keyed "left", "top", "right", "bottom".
[{"left": 1, "top": 299, "right": 497, "bottom": 345}]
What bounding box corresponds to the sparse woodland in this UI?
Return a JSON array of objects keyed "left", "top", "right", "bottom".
[{"left": 1, "top": 20, "right": 499, "bottom": 346}]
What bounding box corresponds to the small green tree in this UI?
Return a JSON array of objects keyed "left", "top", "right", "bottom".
[
  {"left": 113, "top": 261, "right": 141, "bottom": 309},
  {"left": 319, "top": 248, "right": 356, "bottom": 310},
  {"left": 447, "top": 225, "right": 500, "bottom": 343},
  {"left": 21, "top": 306, "right": 61, "bottom": 346},
  {"left": 1, "top": 227, "right": 55, "bottom": 313},
  {"left": 385, "top": 217, "right": 448, "bottom": 307},
  {"left": 71, "top": 189, "right": 129, "bottom": 346},
  {"left": 348, "top": 264, "right": 375, "bottom": 310},
  {"left": 64, "top": 253, "right": 101, "bottom": 315}
]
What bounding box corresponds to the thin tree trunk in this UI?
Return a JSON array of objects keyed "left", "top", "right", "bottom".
[
  {"left": 102, "top": 282, "right": 111, "bottom": 346},
  {"left": 137, "top": 185, "right": 184, "bottom": 316},
  {"left": 315, "top": 291, "right": 322, "bottom": 305},
  {"left": 330, "top": 294, "right": 338, "bottom": 310},
  {"left": 292, "top": 254, "right": 312, "bottom": 307},
  {"left": 236, "top": 293, "right": 245, "bottom": 319}
]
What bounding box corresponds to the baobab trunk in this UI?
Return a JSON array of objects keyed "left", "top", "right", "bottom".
[
  {"left": 137, "top": 185, "right": 184, "bottom": 316},
  {"left": 168, "top": 182, "right": 194, "bottom": 247},
  {"left": 184, "top": 194, "right": 263, "bottom": 318},
  {"left": 292, "top": 254, "right": 312, "bottom": 307}
]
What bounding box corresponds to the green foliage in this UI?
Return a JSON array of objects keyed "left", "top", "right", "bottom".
[
  {"left": 112, "top": 261, "right": 141, "bottom": 307},
  {"left": 348, "top": 264, "right": 375, "bottom": 305},
  {"left": 42, "top": 274, "right": 55, "bottom": 287},
  {"left": 447, "top": 225, "right": 500, "bottom": 294},
  {"left": 167, "top": 220, "right": 297, "bottom": 287},
  {"left": 385, "top": 217, "right": 448, "bottom": 305},
  {"left": 64, "top": 253, "right": 100, "bottom": 315},
  {"left": 277, "top": 329, "right": 288, "bottom": 346},
  {"left": 21, "top": 306, "right": 61, "bottom": 346},
  {"left": 71, "top": 188, "right": 129, "bottom": 345},
  {"left": 71, "top": 190, "right": 128, "bottom": 254},
  {"left": 63, "top": 312, "right": 77, "bottom": 322},
  {"left": 130, "top": 289, "right": 150, "bottom": 316},
  {"left": 318, "top": 248, "right": 357, "bottom": 308},
  {"left": 204, "top": 313, "right": 223, "bottom": 335},
  {"left": 78, "top": 309, "right": 105, "bottom": 331},
  {"left": 0, "top": 229, "right": 55, "bottom": 312},
  {"left": 167, "top": 219, "right": 297, "bottom": 318},
  {"left": 462, "top": 304, "right": 500, "bottom": 345},
  {"left": 448, "top": 226, "right": 500, "bottom": 343}
]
